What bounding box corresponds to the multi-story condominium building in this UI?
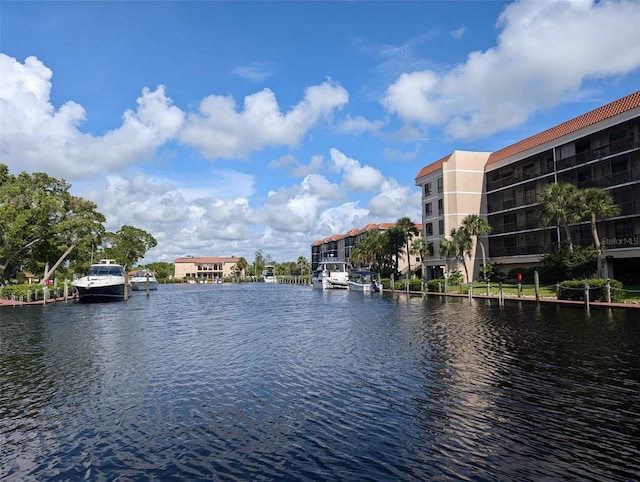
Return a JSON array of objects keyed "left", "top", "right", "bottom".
[
  {"left": 311, "top": 223, "right": 423, "bottom": 276},
  {"left": 174, "top": 256, "right": 243, "bottom": 281},
  {"left": 414, "top": 151, "right": 490, "bottom": 280},
  {"left": 415, "top": 90, "right": 640, "bottom": 282}
]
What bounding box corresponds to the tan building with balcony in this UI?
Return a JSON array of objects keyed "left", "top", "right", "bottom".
[
  {"left": 415, "top": 151, "right": 490, "bottom": 280},
  {"left": 311, "top": 222, "right": 424, "bottom": 277},
  {"left": 415, "top": 90, "right": 640, "bottom": 282},
  {"left": 174, "top": 256, "right": 244, "bottom": 282}
]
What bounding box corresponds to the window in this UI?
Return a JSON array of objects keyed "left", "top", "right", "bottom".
[
  {"left": 425, "top": 202, "right": 432, "bottom": 216},
  {"left": 424, "top": 182, "right": 432, "bottom": 196},
  {"left": 438, "top": 220, "right": 444, "bottom": 235},
  {"left": 612, "top": 157, "right": 628, "bottom": 174},
  {"left": 425, "top": 223, "right": 434, "bottom": 236},
  {"left": 437, "top": 178, "right": 444, "bottom": 193},
  {"left": 438, "top": 199, "right": 444, "bottom": 215},
  {"left": 615, "top": 220, "right": 634, "bottom": 237},
  {"left": 577, "top": 166, "right": 592, "bottom": 183},
  {"left": 524, "top": 185, "right": 536, "bottom": 204}
]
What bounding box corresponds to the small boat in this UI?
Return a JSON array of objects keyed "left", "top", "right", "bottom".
[
  {"left": 312, "top": 259, "right": 349, "bottom": 290},
  {"left": 129, "top": 270, "right": 159, "bottom": 291},
  {"left": 72, "top": 259, "right": 125, "bottom": 302},
  {"left": 348, "top": 270, "right": 380, "bottom": 293},
  {"left": 260, "top": 265, "right": 277, "bottom": 283}
]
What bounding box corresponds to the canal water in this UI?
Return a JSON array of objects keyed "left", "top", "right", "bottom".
[{"left": 1, "top": 284, "right": 639, "bottom": 481}]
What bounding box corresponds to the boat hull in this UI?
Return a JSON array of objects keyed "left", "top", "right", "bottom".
[
  {"left": 348, "top": 281, "right": 379, "bottom": 293},
  {"left": 130, "top": 279, "right": 159, "bottom": 291},
  {"left": 74, "top": 282, "right": 125, "bottom": 302}
]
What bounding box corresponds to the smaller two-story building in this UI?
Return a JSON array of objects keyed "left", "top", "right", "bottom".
[{"left": 174, "top": 256, "right": 243, "bottom": 282}]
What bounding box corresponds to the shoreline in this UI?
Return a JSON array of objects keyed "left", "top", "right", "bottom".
[{"left": 2, "top": 286, "right": 639, "bottom": 310}]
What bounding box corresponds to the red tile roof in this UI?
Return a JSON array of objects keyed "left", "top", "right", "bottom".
[
  {"left": 311, "top": 222, "right": 423, "bottom": 246},
  {"left": 487, "top": 90, "right": 640, "bottom": 165},
  {"left": 175, "top": 256, "right": 240, "bottom": 264},
  {"left": 414, "top": 153, "right": 451, "bottom": 180}
]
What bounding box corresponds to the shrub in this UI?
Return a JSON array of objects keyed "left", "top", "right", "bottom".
[
  {"left": 427, "top": 278, "right": 445, "bottom": 292},
  {"left": 558, "top": 278, "right": 623, "bottom": 302},
  {"left": 539, "top": 246, "right": 597, "bottom": 284}
]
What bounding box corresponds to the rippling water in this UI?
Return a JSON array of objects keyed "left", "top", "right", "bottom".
[{"left": 1, "top": 284, "right": 639, "bottom": 481}]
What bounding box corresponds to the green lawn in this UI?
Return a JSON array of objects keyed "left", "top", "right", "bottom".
[{"left": 431, "top": 282, "right": 640, "bottom": 303}]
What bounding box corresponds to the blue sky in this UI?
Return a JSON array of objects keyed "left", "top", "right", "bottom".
[{"left": 2, "top": 0, "right": 640, "bottom": 265}]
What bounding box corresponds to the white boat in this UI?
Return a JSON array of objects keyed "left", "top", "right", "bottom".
[
  {"left": 72, "top": 259, "right": 125, "bottom": 302},
  {"left": 348, "top": 270, "right": 381, "bottom": 293},
  {"left": 312, "top": 259, "right": 349, "bottom": 290},
  {"left": 129, "top": 269, "right": 159, "bottom": 291},
  {"left": 260, "top": 265, "right": 277, "bottom": 283}
]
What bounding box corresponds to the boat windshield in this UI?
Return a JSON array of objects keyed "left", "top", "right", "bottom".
[{"left": 89, "top": 266, "right": 124, "bottom": 276}]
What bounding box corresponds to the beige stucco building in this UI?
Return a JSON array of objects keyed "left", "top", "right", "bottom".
[
  {"left": 174, "top": 256, "right": 244, "bottom": 281},
  {"left": 415, "top": 90, "right": 640, "bottom": 282},
  {"left": 414, "top": 151, "right": 490, "bottom": 280}
]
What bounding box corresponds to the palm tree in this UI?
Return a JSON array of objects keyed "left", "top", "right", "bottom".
[
  {"left": 394, "top": 217, "right": 420, "bottom": 277},
  {"left": 538, "top": 183, "right": 581, "bottom": 252},
  {"left": 578, "top": 187, "right": 621, "bottom": 277},
  {"left": 296, "top": 256, "right": 309, "bottom": 276},
  {"left": 410, "top": 237, "right": 433, "bottom": 279},
  {"left": 438, "top": 237, "right": 456, "bottom": 277},
  {"left": 386, "top": 226, "right": 406, "bottom": 278},
  {"left": 450, "top": 227, "right": 474, "bottom": 283},
  {"left": 461, "top": 214, "right": 492, "bottom": 281}
]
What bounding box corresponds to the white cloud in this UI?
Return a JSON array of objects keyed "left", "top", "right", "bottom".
[
  {"left": 268, "top": 154, "right": 324, "bottom": 177},
  {"left": 450, "top": 27, "right": 466, "bottom": 39},
  {"left": 368, "top": 178, "right": 422, "bottom": 221},
  {"left": 0, "top": 54, "right": 184, "bottom": 179},
  {"left": 382, "top": 0, "right": 640, "bottom": 140},
  {"left": 232, "top": 62, "right": 276, "bottom": 82},
  {"left": 330, "top": 148, "right": 385, "bottom": 192},
  {"left": 179, "top": 80, "right": 349, "bottom": 159},
  {"left": 336, "top": 114, "right": 385, "bottom": 135}
]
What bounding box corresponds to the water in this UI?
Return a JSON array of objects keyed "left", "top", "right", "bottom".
[{"left": 1, "top": 284, "right": 639, "bottom": 481}]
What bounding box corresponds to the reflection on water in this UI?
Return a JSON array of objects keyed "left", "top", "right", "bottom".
[{"left": 1, "top": 284, "right": 639, "bottom": 480}]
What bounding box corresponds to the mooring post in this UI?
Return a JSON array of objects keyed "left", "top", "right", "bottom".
[
  {"left": 534, "top": 271, "right": 540, "bottom": 302},
  {"left": 606, "top": 279, "right": 611, "bottom": 304},
  {"left": 499, "top": 281, "right": 504, "bottom": 305},
  {"left": 584, "top": 283, "right": 590, "bottom": 309},
  {"left": 468, "top": 282, "right": 472, "bottom": 301}
]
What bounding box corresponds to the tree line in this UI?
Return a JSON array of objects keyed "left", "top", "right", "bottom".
[{"left": 0, "top": 164, "right": 157, "bottom": 283}]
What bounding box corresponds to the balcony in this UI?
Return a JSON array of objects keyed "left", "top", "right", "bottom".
[{"left": 555, "top": 135, "right": 639, "bottom": 172}]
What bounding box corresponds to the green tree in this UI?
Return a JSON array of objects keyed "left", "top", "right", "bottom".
[
  {"left": 386, "top": 226, "right": 406, "bottom": 278},
  {"left": 394, "top": 217, "right": 420, "bottom": 277},
  {"left": 410, "top": 237, "right": 433, "bottom": 279},
  {"left": 0, "top": 165, "right": 105, "bottom": 280},
  {"left": 143, "top": 261, "right": 174, "bottom": 280},
  {"left": 448, "top": 227, "right": 474, "bottom": 283},
  {"left": 578, "top": 187, "right": 621, "bottom": 277},
  {"left": 297, "top": 256, "right": 309, "bottom": 276},
  {"left": 461, "top": 214, "right": 492, "bottom": 281},
  {"left": 538, "top": 183, "right": 581, "bottom": 253},
  {"left": 235, "top": 257, "right": 249, "bottom": 278},
  {"left": 101, "top": 225, "right": 157, "bottom": 270}
]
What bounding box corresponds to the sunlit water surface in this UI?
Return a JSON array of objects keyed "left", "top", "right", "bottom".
[{"left": 1, "top": 284, "right": 639, "bottom": 481}]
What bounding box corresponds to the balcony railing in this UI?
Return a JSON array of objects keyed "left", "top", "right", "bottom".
[{"left": 555, "top": 135, "right": 639, "bottom": 172}]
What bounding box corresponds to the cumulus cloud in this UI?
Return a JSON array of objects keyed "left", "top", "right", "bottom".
[
  {"left": 179, "top": 80, "right": 349, "bottom": 159},
  {"left": 0, "top": 54, "right": 184, "bottom": 179},
  {"left": 255, "top": 174, "right": 344, "bottom": 232},
  {"left": 382, "top": 0, "right": 640, "bottom": 140},
  {"left": 368, "top": 178, "right": 422, "bottom": 220},
  {"left": 330, "top": 148, "right": 385, "bottom": 192}
]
